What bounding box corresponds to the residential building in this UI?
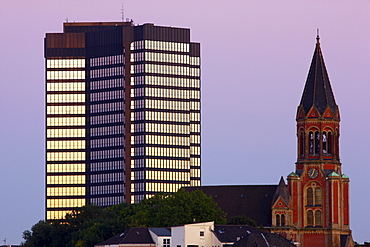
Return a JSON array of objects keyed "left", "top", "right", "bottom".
[
  {"left": 94, "top": 222, "right": 295, "bottom": 247},
  {"left": 94, "top": 227, "right": 170, "bottom": 247},
  {"left": 187, "top": 35, "right": 353, "bottom": 247},
  {"left": 45, "top": 21, "right": 201, "bottom": 220},
  {"left": 171, "top": 222, "right": 220, "bottom": 247}
]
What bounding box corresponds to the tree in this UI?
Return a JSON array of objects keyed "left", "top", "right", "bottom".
[
  {"left": 23, "top": 189, "right": 227, "bottom": 247},
  {"left": 22, "top": 220, "right": 72, "bottom": 247},
  {"left": 132, "top": 189, "right": 227, "bottom": 226}
]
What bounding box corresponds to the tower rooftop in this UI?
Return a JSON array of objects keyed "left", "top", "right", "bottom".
[{"left": 299, "top": 35, "right": 337, "bottom": 116}]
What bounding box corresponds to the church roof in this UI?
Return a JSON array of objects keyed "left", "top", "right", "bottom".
[
  {"left": 232, "top": 230, "right": 296, "bottom": 247},
  {"left": 213, "top": 225, "right": 264, "bottom": 243},
  {"left": 299, "top": 35, "right": 337, "bottom": 116},
  {"left": 185, "top": 185, "right": 278, "bottom": 227}
]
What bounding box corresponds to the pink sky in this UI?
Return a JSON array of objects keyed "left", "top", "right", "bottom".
[{"left": 0, "top": 0, "right": 369, "bottom": 244}]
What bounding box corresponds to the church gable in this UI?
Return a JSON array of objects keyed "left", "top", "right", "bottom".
[
  {"left": 307, "top": 106, "right": 320, "bottom": 118},
  {"left": 323, "top": 106, "right": 334, "bottom": 118},
  {"left": 272, "top": 196, "right": 289, "bottom": 208}
]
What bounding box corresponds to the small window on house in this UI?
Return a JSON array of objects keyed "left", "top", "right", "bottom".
[
  {"left": 200, "top": 231, "right": 204, "bottom": 236},
  {"left": 163, "top": 239, "right": 170, "bottom": 247}
]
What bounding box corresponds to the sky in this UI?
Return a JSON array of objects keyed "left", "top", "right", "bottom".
[{"left": 0, "top": 0, "right": 369, "bottom": 245}]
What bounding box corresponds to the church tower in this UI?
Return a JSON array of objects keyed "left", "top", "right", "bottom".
[{"left": 271, "top": 35, "right": 353, "bottom": 247}]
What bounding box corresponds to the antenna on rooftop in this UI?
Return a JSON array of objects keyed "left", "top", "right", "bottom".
[{"left": 121, "top": 3, "right": 124, "bottom": 22}]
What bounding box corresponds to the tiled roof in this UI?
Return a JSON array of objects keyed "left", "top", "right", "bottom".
[
  {"left": 299, "top": 35, "right": 337, "bottom": 116},
  {"left": 149, "top": 228, "right": 171, "bottom": 236},
  {"left": 213, "top": 225, "right": 265, "bottom": 243},
  {"left": 95, "top": 227, "right": 154, "bottom": 246},
  {"left": 185, "top": 185, "right": 278, "bottom": 226},
  {"left": 233, "top": 231, "right": 296, "bottom": 247}
]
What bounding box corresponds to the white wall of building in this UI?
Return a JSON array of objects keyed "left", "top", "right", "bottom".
[{"left": 171, "top": 222, "right": 221, "bottom": 247}]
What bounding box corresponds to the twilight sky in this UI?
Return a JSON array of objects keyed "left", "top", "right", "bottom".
[{"left": 0, "top": 0, "right": 369, "bottom": 244}]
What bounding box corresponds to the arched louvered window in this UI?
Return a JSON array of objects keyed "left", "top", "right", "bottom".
[
  {"left": 315, "top": 210, "right": 322, "bottom": 226},
  {"left": 309, "top": 132, "right": 314, "bottom": 154},
  {"left": 307, "top": 187, "right": 313, "bottom": 205},
  {"left": 335, "top": 129, "right": 339, "bottom": 158},
  {"left": 315, "top": 131, "right": 320, "bottom": 154},
  {"left": 307, "top": 210, "right": 313, "bottom": 226},
  {"left": 315, "top": 187, "right": 322, "bottom": 205},
  {"left": 322, "top": 132, "right": 327, "bottom": 154},
  {"left": 276, "top": 214, "right": 280, "bottom": 226},
  {"left": 300, "top": 132, "right": 305, "bottom": 157},
  {"left": 281, "top": 214, "right": 285, "bottom": 226},
  {"left": 327, "top": 132, "right": 332, "bottom": 155}
]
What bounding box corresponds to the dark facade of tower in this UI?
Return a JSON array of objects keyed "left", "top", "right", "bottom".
[
  {"left": 270, "top": 36, "right": 353, "bottom": 247},
  {"left": 45, "top": 22, "right": 201, "bottom": 220}
]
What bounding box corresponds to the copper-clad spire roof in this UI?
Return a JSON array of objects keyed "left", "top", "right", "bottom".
[{"left": 299, "top": 34, "right": 337, "bottom": 116}]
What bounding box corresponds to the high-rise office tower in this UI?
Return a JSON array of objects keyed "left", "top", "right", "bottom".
[{"left": 45, "top": 21, "right": 201, "bottom": 220}]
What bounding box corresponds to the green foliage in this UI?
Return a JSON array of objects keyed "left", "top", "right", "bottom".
[
  {"left": 228, "top": 214, "right": 257, "bottom": 227},
  {"left": 22, "top": 189, "right": 226, "bottom": 247},
  {"left": 131, "top": 189, "right": 226, "bottom": 227},
  {"left": 22, "top": 220, "right": 72, "bottom": 247}
]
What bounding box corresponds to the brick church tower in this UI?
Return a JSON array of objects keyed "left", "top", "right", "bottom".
[{"left": 271, "top": 35, "right": 353, "bottom": 247}]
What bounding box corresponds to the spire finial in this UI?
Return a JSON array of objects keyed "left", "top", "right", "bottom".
[{"left": 316, "top": 28, "right": 320, "bottom": 44}]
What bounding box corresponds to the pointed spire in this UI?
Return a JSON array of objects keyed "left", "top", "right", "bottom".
[
  {"left": 272, "top": 177, "right": 290, "bottom": 205},
  {"left": 316, "top": 28, "right": 320, "bottom": 44},
  {"left": 299, "top": 33, "right": 338, "bottom": 117}
]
